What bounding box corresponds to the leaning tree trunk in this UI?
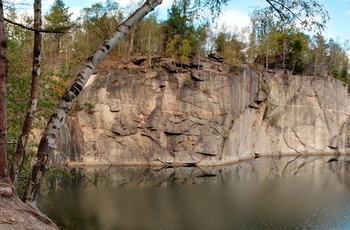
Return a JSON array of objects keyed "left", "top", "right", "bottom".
[
  {"left": 23, "top": 0, "right": 163, "bottom": 204},
  {"left": 0, "top": 0, "right": 9, "bottom": 183},
  {"left": 11, "top": 0, "right": 42, "bottom": 187}
]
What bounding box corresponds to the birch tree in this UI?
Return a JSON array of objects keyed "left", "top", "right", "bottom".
[{"left": 23, "top": 0, "right": 163, "bottom": 204}]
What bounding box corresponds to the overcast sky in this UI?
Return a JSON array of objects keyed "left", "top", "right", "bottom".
[{"left": 24, "top": 0, "right": 350, "bottom": 46}]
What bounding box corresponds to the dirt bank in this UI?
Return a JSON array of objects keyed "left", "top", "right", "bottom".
[{"left": 0, "top": 196, "right": 58, "bottom": 230}]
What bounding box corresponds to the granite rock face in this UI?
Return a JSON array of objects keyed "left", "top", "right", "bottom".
[{"left": 54, "top": 58, "right": 350, "bottom": 166}]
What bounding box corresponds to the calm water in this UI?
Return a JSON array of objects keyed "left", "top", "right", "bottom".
[{"left": 38, "top": 156, "right": 350, "bottom": 230}]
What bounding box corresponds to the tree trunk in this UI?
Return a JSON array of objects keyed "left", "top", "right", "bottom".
[
  {"left": 0, "top": 0, "right": 9, "bottom": 183},
  {"left": 23, "top": 0, "right": 162, "bottom": 204},
  {"left": 148, "top": 31, "right": 152, "bottom": 68},
  {"left": 314, "top": 52, "right": 318, "bottom": 77},
  {"left": 266, "top": 40, "right": 269, "bottom": 70},
  {"left": 128, "top": 26, "right": 137, "bottom": 56},
  {"left": 11, "top": 0, "right": 42, "bottom": 186},
  {"left": 282, "top": 39, "right": 285, "bottom": 70}
]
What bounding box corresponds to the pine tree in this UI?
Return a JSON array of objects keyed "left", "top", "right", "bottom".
[{"left": 44, "top": 0, "right": 73, "bottom": 70}]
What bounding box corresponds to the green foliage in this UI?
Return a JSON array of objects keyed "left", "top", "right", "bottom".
[
  {"left": 214, "top": 28, "right": 247, "bottom": 67},
  {"left": 45, "top": 166, "right": 74, "bottom": 180},
  {"left": 16, "top": 150, "right": 36, "bottom": 198},
  {"left": 269, "top": 116, "right": 279, "bottom": 126},
  {"left": 215, "top": 32, "right": 226, "bottom": 53},
  {"left": 260, "top": 81, "right": 268, "bottom": 93},
  {"left": 183, "top": 76, "right": 193, "bottom": 86},
  {"left": 44, "top": 0, "right": 73, "bottom": 29},
  {"left": 166, "top": 35, "right": 192, "bottom": 64},
  {"left": 164, "top": 0, "right": 208, "bottom": 59},
  {"left": 289, "top": 32, "right": 309, "bottom": 74},
  {"left": 7, "top": 74, "right": 31, "bottom": 141},
  {"left": 5, "top": 11, "right": 33, "bottom": 146},
  {"left": 326, "top": 38, "right": 349, "bottom": 82},
  {"left": 35, "top": 72, "right": 73, "bottom": 124},
  {"left": 44, "top": 0, "right": 75, "bottom": 73},
  {"left": 166, "top": 34, "right": 179, "bottom": 59},
  {"left": 292, "top": 59, "right": 306, "bottom": 75},
  {"left": 263, "top": 102, "right": 279, "bottom": 126},
  {"left": 41, "top": 166, "right": 74, "bottom": 196},
  {"left": 180, "top": 39, "right": 191, "bottom": 63},
  {"left": 263, "top": 101, "right": 277, "bottom": 120},
  {"left": 133, "top": 14, "right": 163, "bottom": 55},
  {"left": 340, "top": 67, "right": 349, "bottom": 82},
  {"left": 84, "top": 100, "right": 96, "bottom": 113},
  {"left": 165, "top": 2, "right": 190, "bottom": 40},
  {"left": 82, "top": 0, "right": 121, "bottom": 40},
  {"left": 291, "top": 39, "right": 302, "bottom": 52},
  {"left": 223, "top": 130, "right": 229, "bottom": 139}
]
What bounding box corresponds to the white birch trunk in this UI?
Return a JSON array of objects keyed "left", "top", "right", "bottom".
[{"left": 23, "top": 0, "right": 163, "bottom": 204}]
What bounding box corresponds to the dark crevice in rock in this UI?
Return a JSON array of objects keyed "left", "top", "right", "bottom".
[{"left": 328, "top": 158, "right": 339, "bottom": 162}]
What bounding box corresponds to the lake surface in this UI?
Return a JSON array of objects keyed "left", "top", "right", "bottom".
[{"left": 38, "top": 155, "right": 350, "bottom": 230}]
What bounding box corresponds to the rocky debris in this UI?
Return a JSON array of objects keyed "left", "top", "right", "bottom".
[
  {"left": 173, "top": 61, "right": 204, "bottom": 69},
  {"left": 188, "top": 62, "right": 204, "bottom": 69},
  {"left": 0, "top": 186, "right": 13, "bottom": 197},
  {"left": 162, "top": 61, "right": 177, "bottom": 72},
  {"left": 133, "top": 56, "right": 161, "bottom": 66},
  {"left": 190, "top": 70, "right": 211, "bottom": 81},
  {"left": 208, "top": 53, "right": 224, "bottom": 62}
]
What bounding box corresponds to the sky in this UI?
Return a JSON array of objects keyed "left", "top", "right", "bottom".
[{"left": 26, "top": 0, "right": 350, "bottom": 46}]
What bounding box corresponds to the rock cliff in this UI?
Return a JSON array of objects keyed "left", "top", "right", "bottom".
[{"left": 54, "top": 57, "right": 350, "bottom": 166}]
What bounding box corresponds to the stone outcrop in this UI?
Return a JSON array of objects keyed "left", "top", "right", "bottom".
[{"left": 53, "top": 57, "right": 350, "bottom": 166}]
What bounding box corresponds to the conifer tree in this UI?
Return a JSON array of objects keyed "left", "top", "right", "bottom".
[{"left": 44, "top": 0, "right": 73, "bottom": 69}]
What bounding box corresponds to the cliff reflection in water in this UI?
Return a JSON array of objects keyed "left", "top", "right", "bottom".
[{"left": 39, "top": 156, "right": 350, "bottom": 230}]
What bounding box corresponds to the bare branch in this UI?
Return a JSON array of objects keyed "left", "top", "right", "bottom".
[
  {"left": 267, "top": 0, "right": 303, "bottom": 22},
  {"left": 4, "top": 17, "right": 71, "bottom": 33},
  {"left": 265, "top": 0, "right": 288, "bottom": 20}
]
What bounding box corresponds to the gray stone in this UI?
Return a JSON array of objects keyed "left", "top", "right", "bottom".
[{"left": 163, "top": 61, "right": 177, "bottom": 72}]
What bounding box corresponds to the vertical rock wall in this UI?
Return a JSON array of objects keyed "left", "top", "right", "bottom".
[{"left": 54, "top": 59, "right": 350, "bottom": 166}]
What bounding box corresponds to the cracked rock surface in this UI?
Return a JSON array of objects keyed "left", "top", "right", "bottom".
[{"left": 54, "top": 59, "right": 350, "bottom": 166}]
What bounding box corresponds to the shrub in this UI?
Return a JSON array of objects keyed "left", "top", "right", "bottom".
[
  {"left": 183, "top": 76, "right": 193, "bottom": 86},
  {"left": 84, "top": 100, "right": 96, "bottom": 113}
]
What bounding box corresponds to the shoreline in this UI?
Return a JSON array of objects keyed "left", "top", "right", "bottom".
[{"left": 64, "top": 152, "right": 350, "bottom": 167}]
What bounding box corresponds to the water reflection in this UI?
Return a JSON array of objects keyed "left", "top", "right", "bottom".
[{"left": 39, "top": 155, "right": 350, "bottom": 230}]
